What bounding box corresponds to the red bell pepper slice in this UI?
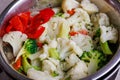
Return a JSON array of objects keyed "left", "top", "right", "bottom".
[
  {"left": 69, "top": 31, "right": 79, "bottom": 36},
  {"left": 33, "top": 26, "right": 45, "bottom": 39},
  {"left": 30, "top": 8, "right": 55, "bottom": 28},
  {"left": 6, "top": 25, "right": 13, "bottom": 33},
  {"left": 9, "top": 16, "right": 24, "bottom": 32},
  {"left": 5, "top": 8, "right": 54, "bottom": 39},
  {"left": 37, "top": 41, "right": 43, "bottom": 48},
  {"left": 69, "top": 30, "right": 88, "bottom": 36},
  {"left": 5, "top": 12, "right": 30, "bottom": 33},
  {"left": 13, "top": 57, "right": 22, "bottom": 70},
  {"left": 67, "top": 9, "right": 75, "bottom": 15},
  {"left": 26, "top": 26, "right": 45, "bottom": 39},
  {"left": 79, "top": 29, "right": 88, "bottom": 35},
  {"left": 18, "top": 12, "right": 31, "bottom": 31},
  {"left": 39, "top": 8, "right": 55, "bottom": 24}
]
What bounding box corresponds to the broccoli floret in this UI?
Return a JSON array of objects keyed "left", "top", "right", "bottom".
[
  {"left": 54, "top": 12, "right": 64, "bottom": 18},
  {"left": 22, "top": 54, "right": 41, "bottom": 74},
  {"left": 92, "top": 26, "right": 113, "bottom": 55},
  {"left": 95, "top": 28, "right": 101, "bottom": 37},
  {"left": 65, "top": 77, "right": 71, "bottom": 80},
  {"left": 22, "top": 54, "right": 32, "bottom": 73},
  {"left": 100, "top": 41, "right": 112, "bottom": 55},
  {"left": 15, "top": 39, "right": 37, "bottom": 62},
  {"left": 24, "top": 39, "right": 37, "bottom": 54},
  {"left": 80, "top": 50, "right": 107, "bottom": 75},
  {"left": 15, "top": 39, "right": 40, "bottom": 73},
  {"left": 15, "top": 39, "right": 38, "bottom": 61},
  {"left": 51, "top": 71, "right": 59, "bottom": 77}
]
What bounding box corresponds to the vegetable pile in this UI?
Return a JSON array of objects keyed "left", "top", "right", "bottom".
[{"left": 2, "top": 0, "right": 118, "bottom": 80}]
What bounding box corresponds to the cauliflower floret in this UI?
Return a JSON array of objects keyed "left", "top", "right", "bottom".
[
  {"left": 62, "top": 53, "right": 80, "bottom": 71},
  {"left": 57, "top": 38, "right": 72, "bottom": 60},
  {"left": 39, "top": 45, "right": 49, "bottom": 60},
  {"left": 52, "top": 7, "right": 62, "bottom": 14},
  {"left": 29, "top": 51, "right": 41, "bottom": 60},
  {"left": 48, "top": 58, "right": 60, "bottom": 66},
  {"left": 69, "top": 40, "right": 83, "bottom": 57},
  {"left": 62, "top": 0, "right": 80, "bottom": 13},
  {"left": 90, "top": 13, "right": 99, "bottom": 27},
  {"left": 100, "top": 25, "right": 118, "bottom": 43},
  {"left": 2, "top": 31, "right": 27, "bottom": 57},
  {"left": 67, "top": 8, "right": 90, "bottom": 26},
  {"left": 99, "top": 13, "right": 110, "bottom": 26},
  {"left": 48, "top": 58, "right": 65, "bottom": 79},
  {"left": 27, "top": 68, "right": 56, "bottom": 80},
  {"left": 31, "top": 59, "right": 41, "bottom": 68},
  {"left": 66, "top": 60, "right": 88, "bottom": 80},
  {"left": 63, "top": 12, "right": 70, "bottom": 18},
  {"left": 39, "top": 23, "right": 49, "bottom": 42},
  {"left": 42, "top": 58, "right": 64, "bottom": 80},
  {"left": 71, "top": 21, "right": 87, "bottom": 32},
  {"left": 45, "top": 17, "right": 66, "bottom": 40},
  {"left": 57, "top": 38, "right": 83, "bottom": 60},
  {"left": 48, "top": 39, "right": 58, "bottom": 48},
  {"left": 42, "top": 60, "right": 57, "bottom": 72},
  {"left": 71, "top": 34, "right": 93, "bottom": 51},
  {"left": 91, "top": 13, "right": 109, "bottom": 27},
  {"left": 81, "top": 0, "right": 99, "bottom": 14}
]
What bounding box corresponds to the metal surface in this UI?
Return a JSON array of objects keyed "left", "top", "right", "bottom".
[{"left": 0, "top": 0, "right": 120, "bottom": 80}]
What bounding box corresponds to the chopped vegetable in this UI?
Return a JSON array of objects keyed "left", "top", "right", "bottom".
[
  {"left": 22, "top": 54, "right": 32, "bottom": 73},
  {"left": 20, "top": 39, "right": 39, "bottom": 73},
  {"left": 69, "top": 30, "right": 88, "bottom": 36},
  {"left": 26, "top": 8, "right": 55, "bottom": 39},
  {"left": 18, "top": 12, "right": 31, "bottom": 30},
  {"left": 24, "top": 39, "right": 37, "bottom": 54},
  {"left": 2, "top": 31, "right": 28, "bottom": 56},
  {"left": 71, "top": 34, "right": 93, "bottom": 51},
  {"left": 54, "top": 12, "right": 64, "bottom": 17},
  {"left": 22, "top": 54, "right": 41, "bottom": 74},
  {"left": 51, "top": 71, "right": 59, "bottom": 77},
  {"left": 26, "top": 26, "right": 45, "bottom": 39},
  {"left": 67, "top": 8, "right": 90, "bottom": 26},
  {"left": 100, "top": 41, "right": 112, "bottom": 55},
  {"left": 80, "top": 50, "right": 107, "bottom": 75},
  {"left": 62, "top": 0, "right": 80, "bottom": 12},
  {"left": 48, "top": 48, "right": 60, "bottom": 60},
  {"left": 30, "top": 8, "right": 55, "bottom": 28},
  {"left": 99, "top": 13, "right": 110, "bottom": 26},
  {"left": 57, "top": 21, "right": 70, "bottom": 39},
  {"left": 100, "top": 25, "right": 118, "bottom": 43},
  {"left": 67, "top": 9, "right": 75, "bottom": 15},
  {"left": 69, "top": 31, "right": 78, "bottom": 36},
  {"left": 27, "top": 68, "right": 56, "bottom": 80},
  {"left": 5, "top": 8, "right": 54, "bottom": 39},
  {"left": 62, "top": 54, "right": 80, "bottom": 71},
  {"left": 6, "top": 16, "right": 24, "bottom": 32},
  {"left": 37, "top": 41, "right": 43, "bottom": 48},
  {"left": 66, "top": 61, "right": 88, "bottom": 79},
  {"left": 81, "top": 0, "right": 99, "bottom": 14},
  {"left": 15, "top": 39, "right": 37, "bottom": 62},
  {"left": 13, "top": 57, "right": 22, "bottom": 70},
  {"left": 6, "top": 12, "right": 30, "bottom": 33}
]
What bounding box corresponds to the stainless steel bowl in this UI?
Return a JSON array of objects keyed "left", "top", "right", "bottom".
[{"left": 0, "top": 0, "right": 120, "bottom": 80}]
